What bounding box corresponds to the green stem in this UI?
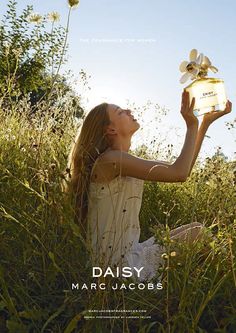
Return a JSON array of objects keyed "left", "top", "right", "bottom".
[
  {"left": 31, "top": 6, "right": 72, "bottom": 112},
  {"left": 53, "top": 7, "right": 71, "bottom": 85},
  {"left": 50, "top": 21, "right": 55, "bottom": 80}
]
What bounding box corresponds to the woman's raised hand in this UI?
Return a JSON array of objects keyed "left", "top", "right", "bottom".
[
  {"left": 202, "top": 100, "right": 232, "bottom": 126},
  {"left": 180, "top": 90, "right": 199, "bottom": 128}
]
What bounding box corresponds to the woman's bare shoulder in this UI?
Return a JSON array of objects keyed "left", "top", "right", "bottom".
[
  {"left": 99, "top": 149, "right": 130, "bottom": 161},
  {"left": 90, "top": 150, "right": 121, "bottom": 183}
]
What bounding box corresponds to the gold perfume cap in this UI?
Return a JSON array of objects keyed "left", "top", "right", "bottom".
[{"left": 179, "top": 49, "right": 218, "bottom": 84}]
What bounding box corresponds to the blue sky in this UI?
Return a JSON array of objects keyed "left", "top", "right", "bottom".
[{"left": 1, "top": 0, "right": 236, "bottom": 160}]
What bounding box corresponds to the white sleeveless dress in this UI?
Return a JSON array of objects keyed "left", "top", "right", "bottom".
[{"left": 86, "top": 175, "right": 165, "bottom": 282}]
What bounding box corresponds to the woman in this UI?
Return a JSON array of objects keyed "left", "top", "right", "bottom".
[{"left": 65, "top": 91, "right": 232, "bottom": 282}]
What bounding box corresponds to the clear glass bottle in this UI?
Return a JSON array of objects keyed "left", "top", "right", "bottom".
[{"left": 184, "top": 77, "right": 227, "bottom": 117}]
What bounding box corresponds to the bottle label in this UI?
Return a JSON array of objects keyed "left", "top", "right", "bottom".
[{"left": 186, "top": 80, "right": 227, "bottom": 110}]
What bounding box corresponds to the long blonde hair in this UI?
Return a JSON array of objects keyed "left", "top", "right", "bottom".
[{"left": 64, "top": 102, "right": 110, "bottom": 239}]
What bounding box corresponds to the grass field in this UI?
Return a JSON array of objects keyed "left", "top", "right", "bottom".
[{"left": 0, "top": 101, "right": 236, "bottom": 333}]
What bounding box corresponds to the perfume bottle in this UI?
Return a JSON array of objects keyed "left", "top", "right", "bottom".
[{"left": 179, "top": 49, "right": 227, "bottom": 117}]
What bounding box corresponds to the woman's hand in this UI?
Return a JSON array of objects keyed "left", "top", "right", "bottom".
[
  {"left": 202, "top": 100, "right": 232, "bottom": 126},
  {"left": 181, "top": 90, "right": 199, "bottom": 128}
]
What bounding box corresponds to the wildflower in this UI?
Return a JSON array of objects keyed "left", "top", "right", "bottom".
[
  {"left": 170, "top": 251, "right": 176, "bottom": 257},
  {"left": 3, "top": 41, "right": 10, "bottom": 48},
  {"left": 161, "top": 253, "right": 168, "bottom": 259},
  {"left": 27, "top": 13, "right": 43, "bottom": 24},
  {"left": 12, "top": 47, "right": 23, "bottom": 57},
  {"left": 68, "top": 0, "right": 80, "bottom": 8},
  {"left": 3, "top": 41, "right": 10, "bottom": 56},
  {"left": 47, "top": 11, "right": 60, "bottom": 23}
]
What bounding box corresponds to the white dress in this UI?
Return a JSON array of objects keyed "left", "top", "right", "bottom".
[{"left": 86, "top": 175, "right": 165, "bottom": 282}]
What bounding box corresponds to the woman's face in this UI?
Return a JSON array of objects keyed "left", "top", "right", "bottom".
[{"left": 106, "top": 104, "right": 140, "bottom": 137}]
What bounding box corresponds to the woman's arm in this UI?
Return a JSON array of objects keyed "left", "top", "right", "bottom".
[
  {"left": 99, "top": 124, "right": 198, "bottom": 183},
  {"left": 187, "top": 122, "right": 209, "bottom": 177},
  {"left": 171, "top": 123, "right": 199, "bottom": 179}
]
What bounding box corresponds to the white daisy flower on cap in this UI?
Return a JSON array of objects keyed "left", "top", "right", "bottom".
[
  {"left": 200, "top": 55, "right": 218, "bottom": 74},
  {"left": 179, "top": 49, "right": 219, "bottom": 84},
  {"left": 179, "top": 49, "right": 203, "bottom": 84}
]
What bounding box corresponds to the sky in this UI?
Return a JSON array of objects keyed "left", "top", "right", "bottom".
[{"left": 1, "top": 0, "right": 236, "bottom": 161}]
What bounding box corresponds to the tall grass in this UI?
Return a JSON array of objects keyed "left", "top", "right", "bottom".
[{"left": 0, "top": 96, "right": 235, "bottom": 333}]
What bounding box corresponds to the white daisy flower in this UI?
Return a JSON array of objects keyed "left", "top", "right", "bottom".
[
  {"left": 200, "top": 55, "right": 218, "bottom": 74},
  {"left": 179, "top": 49, "right": 218, "bottom": 84},
  {"left": 27, "top": 13, "right": 43, "bottom": 24},
  {"left": 161, "top": 253, "right": 168, "bottom": 259},
  {"left": 47, "top": 11, "right": 60, "bottom": 23},
  {"left": 179, "top": 49, "right": 203, "bottom": 84}
]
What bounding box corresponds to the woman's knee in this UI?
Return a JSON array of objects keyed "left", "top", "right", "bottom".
[
  {"left": 188, "top": 222, "right": 204, "bottom": 228},
  {"left": 171, "top": 224, "right": 204, "bottom": 243},
  {"left": 191, "top": 225, "right": 204, "bottom": 240},
  {"left": 170, "top": 222, "right": 204, "bottom": 238}
]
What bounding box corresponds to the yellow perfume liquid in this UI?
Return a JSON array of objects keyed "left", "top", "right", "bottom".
[{"left": 185, "top": 77, "right": 227, "bottom": 117}]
